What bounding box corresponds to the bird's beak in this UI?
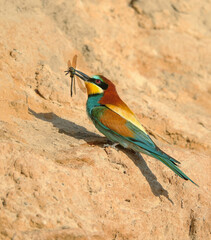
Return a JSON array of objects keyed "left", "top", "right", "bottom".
[{"left": 74, "top": 69, "right": 91, "bottom": 82}]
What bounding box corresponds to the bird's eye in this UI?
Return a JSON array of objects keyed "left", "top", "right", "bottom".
[{"left": 95, "top": 79, "right": 101, "bottom": 85}]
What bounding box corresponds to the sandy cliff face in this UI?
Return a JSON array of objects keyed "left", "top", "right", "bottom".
[{"left": 0, "top": 0, "right": 211, "bottom": 239}]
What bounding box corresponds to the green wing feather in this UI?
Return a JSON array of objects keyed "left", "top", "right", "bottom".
[{"left": 90, "top": 105, "right": 198, "bottom": 186}]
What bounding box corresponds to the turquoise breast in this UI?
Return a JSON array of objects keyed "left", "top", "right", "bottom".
[{"left": 86, "top": 94, "right": 103, "bottom": 117}]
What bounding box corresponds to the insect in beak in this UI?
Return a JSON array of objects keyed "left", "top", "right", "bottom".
[{"left": 64, "top": 55, "right": 86, "bottom": 97}]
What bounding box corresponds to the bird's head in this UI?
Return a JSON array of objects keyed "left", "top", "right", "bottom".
[
  {"left": 73, "top": 68, "right": 131, "bottom": 115},
  {"left": 74, "top": 69, "right": 114, "bottom": 96}
]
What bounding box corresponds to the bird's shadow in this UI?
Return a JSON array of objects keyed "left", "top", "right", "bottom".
[
  {"left": 121, "top": 148, "right": 173, "bottom": 204},
  {"left": 28, "top": 108, "right": 173, "bottom": 203},
  {"left": 28, "top": 108, "right": 107, "bottom": 144}
]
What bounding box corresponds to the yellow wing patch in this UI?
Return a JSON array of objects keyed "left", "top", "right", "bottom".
[
  {"left": 85, "top": 82, "right": 103, "bottom": 95},
  {"left": 106, "top": 104, "right": 147, "bottom": 134}
]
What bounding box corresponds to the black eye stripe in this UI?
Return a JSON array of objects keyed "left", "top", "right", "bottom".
[
  {"left": 90, "top": 78, "right": 108, "bottom": 90},
  {"left": 100, "top": 82, "right": 108, "bottom": 90}
]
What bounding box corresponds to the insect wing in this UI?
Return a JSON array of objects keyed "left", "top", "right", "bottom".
[
  {"left": 66, "top": 54, "right": 86, "bottom": 95},
  {"left": 73, "top": 55, "right": 86, "bottom": 93},
  {"left": 72, "top": 55, "right": 77, "bottom": 68},
  {"left": 73, "top": 76, "right": 76, "bottom": 94},
  {"left": 76, "top": 75, "right": 86, "bottom": 93}
]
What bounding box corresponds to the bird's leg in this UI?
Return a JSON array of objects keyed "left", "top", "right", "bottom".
[{"left": 103, "top": 142, "right": 119, "bottom": 151}]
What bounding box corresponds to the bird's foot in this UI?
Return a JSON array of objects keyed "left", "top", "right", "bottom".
[{"left": 103, "top": 142, "right": 119, "bottom": 151}]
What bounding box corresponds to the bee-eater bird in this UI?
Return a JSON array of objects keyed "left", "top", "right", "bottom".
[{"left": 69, "top": 68, "right": 197, "bottom": 186}]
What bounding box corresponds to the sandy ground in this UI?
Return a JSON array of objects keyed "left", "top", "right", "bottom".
[{"left": 0, "top": 0, "right": 211, "bottom": 239}]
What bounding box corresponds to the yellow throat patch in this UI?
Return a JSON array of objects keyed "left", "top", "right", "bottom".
[{"left": 85, "top": 82, "right": 103, "bottom": 95}]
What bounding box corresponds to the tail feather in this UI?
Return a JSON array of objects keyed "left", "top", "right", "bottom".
[
  {"left": 151, "top": 153, "right": 198, "bottom": 187},
  {"left": 154, "top": 146, "right": 181, "bottom": 165},
  {"left": 131, "top": 139, "right": 181, "bottom": 165}
]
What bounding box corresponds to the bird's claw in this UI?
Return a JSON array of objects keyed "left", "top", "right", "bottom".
[{"left": 103, "top": 143, "right": 119, "bottom": 151}]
